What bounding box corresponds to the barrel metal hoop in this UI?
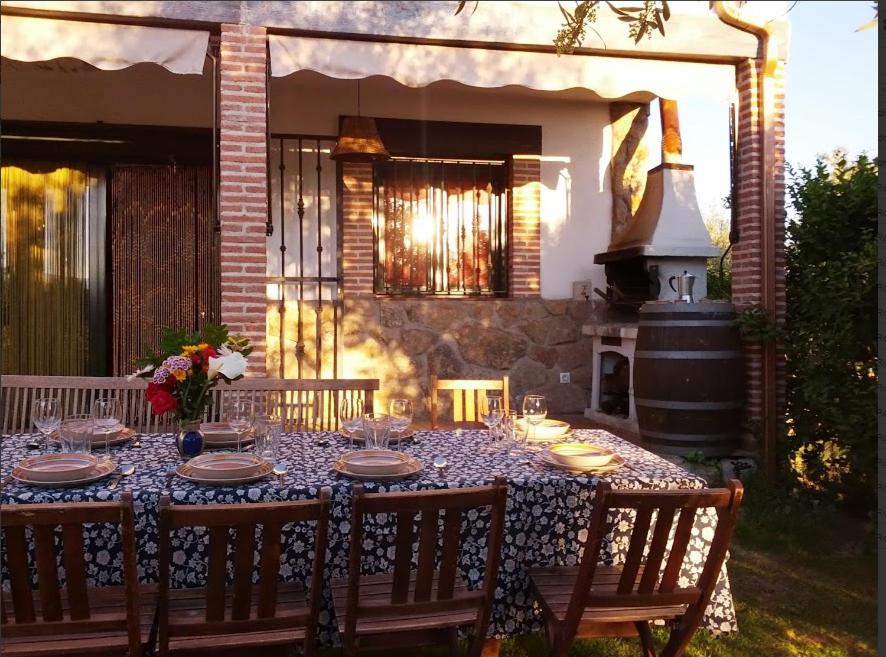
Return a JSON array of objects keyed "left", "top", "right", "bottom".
[
  {"left": 635, "top": 350, "right": 744, "bottom": 360},
  {"left": 640, "top": 303, "right": 736, "bottom": 314},
  {"left": 634, "top": 398, "right": 744, "bottom": 410},
  {"left": 638, "top": 320, "right": 736, "bottom": 327},
  {"left": 639, "top": 429, "right": 738, "bottom": 443}
]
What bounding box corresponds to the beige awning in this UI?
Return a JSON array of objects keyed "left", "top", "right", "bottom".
[
  {"left": 1, "top": 16, "right": 209, "bottom": 74},
  {"left": 269, "top": 35, "right": 736, "bottom": 103}
]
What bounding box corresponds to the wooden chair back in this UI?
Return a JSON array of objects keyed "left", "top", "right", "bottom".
[
  {"left": 560, "top": 480, "right": 744, "bottom": 656},
  {"left": 1, "top": 375, "right": 378, "bottom": 434},
  {"left": 429, "top": 376, "right": 509, "bottom": 429},
  {"left": 344, "top": 477, "right": 508, "bottom": 653},
  {"left": 0, "top": 492, "right": 142, "bottom": 656},
  {"left": 157, "top": 489, "right": 332, "bottom": 656},
  {"left": 208, "top": 378, "right": 377, "bottom": 432}
]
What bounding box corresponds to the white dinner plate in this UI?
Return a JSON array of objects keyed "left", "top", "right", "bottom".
[
  {"left": 537, "top": 451, "right": 625, "bottom": 475},
  {"left": 186, "top": 452, "right": 266, "bottom": 480},
  {"left": 332, "top": 456, "right": 423, "bottom": 481},
  {"left": 12, "top": 458, "right": 117, "bottom": 488},
  {"left": 176, "top": 459, "right": 273, "bottom": 486},
  {"left": 17, "top": 453, "right": 99, "bottom": 482}
]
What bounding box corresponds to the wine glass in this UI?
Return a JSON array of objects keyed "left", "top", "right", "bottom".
[
  {"left": 31, "top": 397, "right": 61, "bottom": 450},
  {"left": 480, "top": 394, "right": 504, "bottom": 445},
  {"left": 522, "top": 394, "right": 547, "bottom": 448},
  {"left": 339, "top": 397, "right": 364, "bottom": 449},
  {"left": 91, "top": 398, "right": 122, "bottom": 463},
  {"left": 361, "top": 413, "right": 391, "bottom": 450},
  {"left": 225, "top": 399, "right": 254, "bottom": 453},
  {"left": 60, "top": 415, "right": 94, "bottom": 454},
  {"left": 388, "top": 399, "right": 413, "bottom": 451}
]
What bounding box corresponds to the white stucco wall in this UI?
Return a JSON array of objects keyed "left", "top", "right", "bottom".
[
  {"left": 271, "top": 73, "right": 612, "bottom": 299},
  {"left": 2, "top": 62, "right": 614, "bottom": 298}
]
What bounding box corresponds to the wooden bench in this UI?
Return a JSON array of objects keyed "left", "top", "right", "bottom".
[{"left": 1, "top": 375, "right": 378, "bottom": 435}]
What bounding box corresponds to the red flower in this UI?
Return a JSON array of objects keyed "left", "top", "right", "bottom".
[
  {"left": 149, "top": 389, "right": 177, "bottom": 415},
  {"left": 146, "top": 382, "right": 177, "bottom": 415}
]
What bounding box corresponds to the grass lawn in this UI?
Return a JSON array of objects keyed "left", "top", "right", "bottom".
[{"left": 319, "top": 476, "right": 877, "bottom": 657}]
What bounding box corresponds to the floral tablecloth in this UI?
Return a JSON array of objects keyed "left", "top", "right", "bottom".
[{"left": 0, "top": 429, "right": 737, "bottom": 642}]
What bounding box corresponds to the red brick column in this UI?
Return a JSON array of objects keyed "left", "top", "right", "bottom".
[
  {"left": 732, "top": 58, "right": 787, "bottom": 446},
  {"left": 341, "top": 162, "right": 375, "bottom": 297},
  {"left": 511, "top": 156, "right": 542, "bottom": 297},
  {"left": 218, "top": 23, "right": 268, "bottom": 372}
]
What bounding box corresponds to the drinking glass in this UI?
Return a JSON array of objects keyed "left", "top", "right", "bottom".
[
  {"left": 339, "top": 397, "right": 364, "bottom": 448},
  {"left": 225, "top": 399, "right": 254, "bottom": 453},
  {"left": 254, "top": 414, "right": 282, "bottom": 462},
  {"left": 501, "top": 409, "right": 523, "bottom": 456},
  {"left": 388, "top": 399, "right": 413, "bottom": 451},
  {"left": 31, "top": 397, "right": 61, "bottom": 450},
  {"left": 522, "top": 394, "right": 547, "bottom": 448},
  {"left": 361, "top": 413, "right": 391, "bottom": 450},
  {"left": 60, "top": 415, "right": 93, "bottom": 454},
  {"left": 480, "top": 394, "right": 504, "bottom": 444},
  {"left": 91, "top": 398, "right": 122, "bottom": 462}
]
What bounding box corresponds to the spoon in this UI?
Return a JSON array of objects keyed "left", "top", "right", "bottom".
[
  {"left": 26, "top": 434, "right": 41, "bottom": 450},
  {"left": 273, "top": 462, "right": 288, "bottom": 486},
  {"left": 315, "top": 438, "right": 330, "bottom": 447},
  {"left": 432, "top": 456, "right": 448, "bottom": 476},
  {"left": 130, "top": 433, "right": 142, "bottom": 449},
  {"left": 108, "top": 463, "right": 136, "bottom": 490}
]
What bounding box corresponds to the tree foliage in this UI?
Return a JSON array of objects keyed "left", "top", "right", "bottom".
[{"left": 784, "top": 152, "right": 877, "bottom": 510}]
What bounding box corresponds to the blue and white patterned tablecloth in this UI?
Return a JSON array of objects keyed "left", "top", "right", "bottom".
[{"left": 0, "top": 430, "right": 737, "bottom": 642}]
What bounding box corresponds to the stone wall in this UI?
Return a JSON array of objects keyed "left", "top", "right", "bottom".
[{"left": 340, "top": 297, "right": 609, "bottom": 420}]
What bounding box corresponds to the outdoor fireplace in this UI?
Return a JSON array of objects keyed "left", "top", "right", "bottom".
[{"left": 584, "top": 99, "right": 718, "bottom": 434}]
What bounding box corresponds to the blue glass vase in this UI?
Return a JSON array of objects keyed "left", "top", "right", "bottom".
[{"left": 176, "top": 420, "right": 205, "bottom": 459}]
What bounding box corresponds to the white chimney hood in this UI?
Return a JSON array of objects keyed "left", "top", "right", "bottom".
[{"left": 594, "top": 163, "right": 719, "bottom": 264}]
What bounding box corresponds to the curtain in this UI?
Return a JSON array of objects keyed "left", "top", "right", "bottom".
[{"left": 1, "top": 164, "right": 105, "bottom": 375}]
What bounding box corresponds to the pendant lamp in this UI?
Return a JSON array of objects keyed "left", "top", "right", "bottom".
[{"left": 330, "top": 80, "right": 390, "bottom": 162}]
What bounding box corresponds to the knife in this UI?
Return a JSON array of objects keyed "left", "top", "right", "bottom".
[{"left": 106, "top": 474, "right": 123, "bottom": 490}]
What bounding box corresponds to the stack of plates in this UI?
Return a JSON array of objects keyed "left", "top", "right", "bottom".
[
  {"left": 341, "top": 428, "right": 414, "bottom": 445},
  {"left": 517, "top": 418, "right": 572, "bottom": 442},
  {"left": 12, "top": 453, "right": 117, "bottom": 487},
  {"left": 538, "top": 442, "right": 625, "bottom": 475},
  {"left": 200, "top": 422, "right": 254, "bottom": 449},
  {"left": 50, "top": 424, "right": 135, "bottom": 448},
  {"left": 333, "top": 449, "right": 423, "bottom": 481},
  {"left": 176, "top": 452, "right": 271, "bottom": 485}
]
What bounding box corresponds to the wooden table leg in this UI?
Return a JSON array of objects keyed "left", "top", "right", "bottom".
[{"left": 481, "top": 638, "right": 501, "bottom": 657}]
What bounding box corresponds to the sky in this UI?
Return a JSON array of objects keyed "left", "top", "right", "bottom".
[{"left": 661, "top": 0, "right": 878, "bottom": 219}]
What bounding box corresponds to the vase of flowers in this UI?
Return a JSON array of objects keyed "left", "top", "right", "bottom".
[{"left": 129, "top": 324, "right": 252, "bottom": 458}]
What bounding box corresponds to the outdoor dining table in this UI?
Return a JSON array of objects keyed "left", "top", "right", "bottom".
[{"left": 0, "top": 428, "right": 738, "bottom": 644}]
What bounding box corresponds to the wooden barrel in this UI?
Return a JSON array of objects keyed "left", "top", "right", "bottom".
[{"left": 633, "top": 301, "right": 744, "bottom": 456}]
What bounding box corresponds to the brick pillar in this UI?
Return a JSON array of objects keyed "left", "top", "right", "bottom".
[
  {"left": 341, "top": 162, "right": 375, "bottom": 297},
  {"left": 732, "top": 57, "right": 787, "bottom": 446},
  {"left": 218, "top": 24, "right": 268, "bottom": 372},
  {"left": 511, "top": 156, "right": 541, "bottom": 298}
]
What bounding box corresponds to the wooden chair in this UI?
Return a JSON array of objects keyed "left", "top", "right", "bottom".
[
  {"left": 529, "top": 480, "right": 744, "bottom": 657},
  {"left": 0, "top": 491, "right": 157, "bottom": 656},
  {"left": 429, "top": 376, "right": 509, "bottom": 429},
  {"left": 333, "top": 477, "right": 509, "bottom": 657},
  {"left": 1, "top": 375, "right": 378, "bottom": 435},
  {"left": 157, "top": 489, "right": 332, "bottom": 656}
]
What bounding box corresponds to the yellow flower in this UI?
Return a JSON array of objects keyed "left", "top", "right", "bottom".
[
  {"left": 172, "top": 369, "right": 187, "bottom": 382},
  {"left": 181, "top": 345, "right": 199, "bottom": 356},
  {"left": 197, "top": 342, "right": 210, "bottom": 351}
]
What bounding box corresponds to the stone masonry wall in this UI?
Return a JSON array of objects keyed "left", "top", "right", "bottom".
[{"left": 340, "top": 298, "right": 608, "bottom": 420}]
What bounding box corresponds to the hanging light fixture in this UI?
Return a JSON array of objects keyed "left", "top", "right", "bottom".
[{"left": 330, "top": 79, "right": 390, "bottom": 162}]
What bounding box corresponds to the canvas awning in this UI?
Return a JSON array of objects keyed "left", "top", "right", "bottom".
[
  {"left": 1, "top": 16, "right": 210, "bottom": 74},
  {"left": 269, "top": 35, "right": 736, "bottom": 103}
]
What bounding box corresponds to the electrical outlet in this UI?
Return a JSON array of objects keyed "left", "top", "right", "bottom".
[{"left": 559, "top": 372, "right": 571, "bottom": 384}]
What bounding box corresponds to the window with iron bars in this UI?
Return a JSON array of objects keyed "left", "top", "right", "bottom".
[{"left": 372, "top": 157, "right": 509, "bottom": 296}]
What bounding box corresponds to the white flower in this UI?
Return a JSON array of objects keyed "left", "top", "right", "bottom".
[
  {"left": 207, "top": 350, "right": 248, "bottom": 380},
  {"left": 126, "top": 364, "right": 154, "bottom": 381}
]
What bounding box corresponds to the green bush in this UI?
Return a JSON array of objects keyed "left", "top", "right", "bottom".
[{"left": 784, "top": 152, "right": 877, "bottom": 510}]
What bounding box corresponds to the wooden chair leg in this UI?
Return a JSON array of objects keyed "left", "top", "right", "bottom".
[
  {"left": 448, "top": 627, "right": 461, "bottom": 657},
  {"left": 636, "top": 621, "right": 657, "bottom": 657}
]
